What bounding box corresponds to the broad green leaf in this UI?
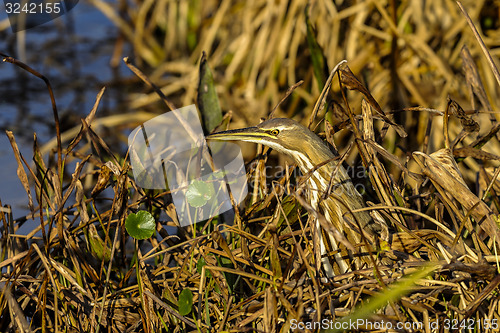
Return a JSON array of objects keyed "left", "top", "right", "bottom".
[
  {"left": 197, "top": 51, "right": 223, "bottom": 133},
  {"left": 305, "top": 5, "right": 328, "bottom": 90},
  {"left": 178, "top": 288, "right": 193, "bottom": 316},
  {"left": 186, "top": 179, "right": 215, "bottom": 208},
  {"left": 125, "top": 210, "right": 155, "bottom": 240}
]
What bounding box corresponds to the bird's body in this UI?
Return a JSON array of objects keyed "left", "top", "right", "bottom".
[{"left": 208, "top": 118, "right": 384, "bottom": 276}]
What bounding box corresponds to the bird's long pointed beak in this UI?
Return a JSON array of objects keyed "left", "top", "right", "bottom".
[{"left": 207, "top": 126, "right": 269, "bottom": 142}]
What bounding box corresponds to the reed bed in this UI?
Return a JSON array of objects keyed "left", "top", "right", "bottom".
[{"left": 2, "top": 0, "right": 500, "bottom": 332}]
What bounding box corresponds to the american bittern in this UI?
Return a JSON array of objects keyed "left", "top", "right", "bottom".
[{"left": 207, "top": 118, "right": 387, "bottom": 276}]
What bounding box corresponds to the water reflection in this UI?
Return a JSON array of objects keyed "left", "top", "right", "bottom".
[{"left": 0, "top": 2, "right": 131, "bottom": 223}]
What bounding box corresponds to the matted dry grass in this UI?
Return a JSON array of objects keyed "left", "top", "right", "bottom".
[{"left": 2, "top": 0, "right": 500, "bottom": 332}]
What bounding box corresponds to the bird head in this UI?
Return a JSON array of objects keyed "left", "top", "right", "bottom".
[{"left": 207, "top": 118, "right": 334, "bottom": 170}]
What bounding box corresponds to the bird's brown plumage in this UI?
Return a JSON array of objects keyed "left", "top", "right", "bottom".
[{"left": 208, "top": 118, "right": 386, "bottom": 275}]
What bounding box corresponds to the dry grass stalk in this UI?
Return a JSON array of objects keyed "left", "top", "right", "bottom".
[{"left": 2, "top": 1, "right": 500, "bottom": 332}]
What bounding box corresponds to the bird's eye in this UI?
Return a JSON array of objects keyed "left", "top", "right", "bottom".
[{"left": 270, "top": 129, "right": 280, "bottom": 136}]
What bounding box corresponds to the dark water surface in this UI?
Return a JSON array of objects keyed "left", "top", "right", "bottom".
[{"left": 0, "top": 2, "right": 130, "bottom": 232}]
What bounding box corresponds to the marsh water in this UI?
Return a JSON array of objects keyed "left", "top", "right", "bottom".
[{"left": 0, "top": 2, "right": 130, "bottom": 233}]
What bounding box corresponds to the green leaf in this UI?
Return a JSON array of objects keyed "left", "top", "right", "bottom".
[
  {"left": 87, "top": 224, "right": 111, "bottom": 262},
  {"left": 197, "top": 256, "right": 212, "bottom": 278},
  {"left": 178, "top": 288, "right": 193, "bottom": 316},
  {"left": 186, "top": 179, "right": 215, "bottom": 208},
  {"left": 326, "top": 264, "right": 436, "bottom": 333},
  {"left": 210, "top": 169, "right": 226, "bottom": 179},
  {"left": 197, "top": 51, "right": 223, "bottom": 133},
  {"left": 305, "top": 5, "right": 328, "bottom": 90},
  {"left": 217, "top": 256, "right": 237, "bottom": 293},
  {"left": 125, "top": 210, "right": 155, "bottom": 240},
  {"left": 197, "top": 256, "right": 205, "bottom": 273},
  {"left": 277, "top": 196, "right": 301, "bottom": 228}
]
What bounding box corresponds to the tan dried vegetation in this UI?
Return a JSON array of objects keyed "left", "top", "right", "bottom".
[{"left": 2, "top": 0, "right": 500, "bottom": 332}]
